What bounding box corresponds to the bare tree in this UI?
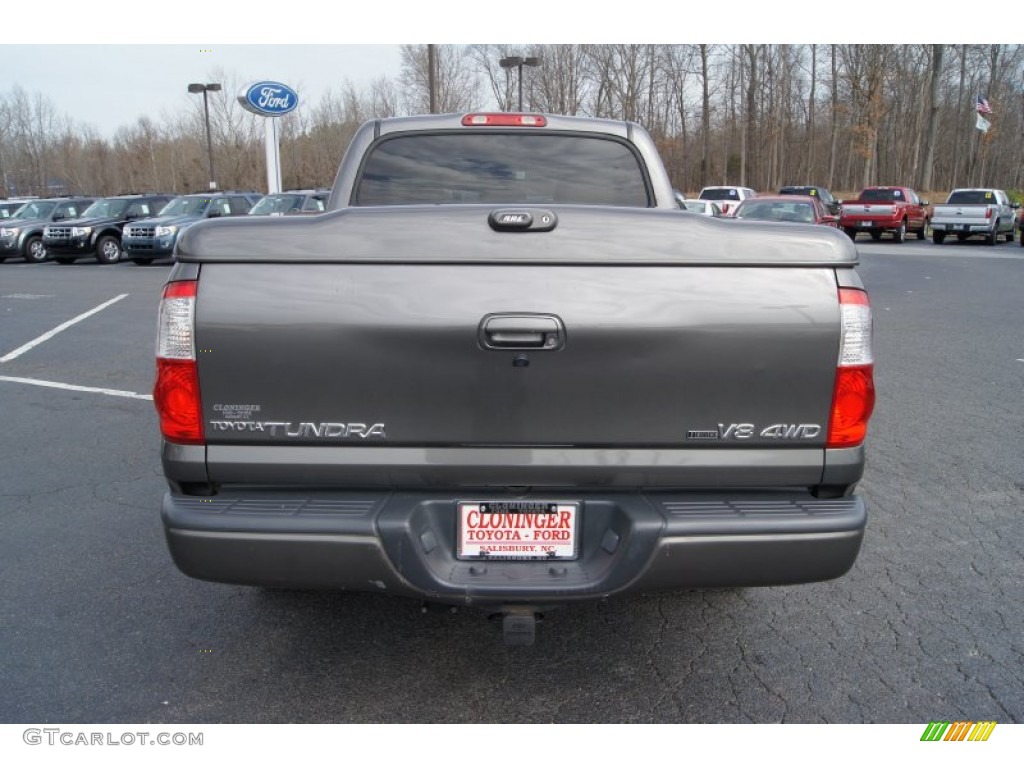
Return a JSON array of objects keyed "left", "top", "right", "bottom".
[
  {"left": 840, "top": 45, "right": 897, "bottom": 187},
  {"left": 919, "top": 45, "right": 944, "bottom": 192},
  {"left": 401, "top": 45, "right": 481, "bottom": 114}
]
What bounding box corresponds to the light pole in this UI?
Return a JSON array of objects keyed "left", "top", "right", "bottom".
[
  {"left": 188, "top": 82, "right": 221, "bottom": 190},
  {"left": 499, "top": 55, "right": 542, "bottom": 111}
]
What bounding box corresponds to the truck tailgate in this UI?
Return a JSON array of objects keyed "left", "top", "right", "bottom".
[
  {"left": 932, "top": 204, "right": 992, "bottom": 225},
  {"left": 181, "top": 207, "right": 854, "bottom": 487}
]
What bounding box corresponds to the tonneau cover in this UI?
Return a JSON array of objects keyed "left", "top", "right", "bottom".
[{"left": 176, "top": 205, "right": 859, "bottom": 267}]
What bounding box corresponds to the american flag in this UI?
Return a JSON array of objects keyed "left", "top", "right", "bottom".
[{"left": 977, "top": 95, "right": 993, "bottom": 115}]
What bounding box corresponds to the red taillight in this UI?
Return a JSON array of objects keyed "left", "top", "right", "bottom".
[
  {"left": 461, "top": 113, "right": 547, "bottom": 127},
  {"left": 986, "top": 207, "right": 992, "bottom": 219},
  {"left": 154, "top": 358, "right": 204, "bottom": 444},
  {"left": 154, "top": 280, "right": 203, "bottom": 444},
  {"left": 828, "top": 365, "right": 875, "bottom": 448},
  {"left": 827, "top": 288, "right": 874, "bottom": 448}
]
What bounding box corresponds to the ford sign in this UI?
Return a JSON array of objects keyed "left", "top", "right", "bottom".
[{"left": 238, "top": 81, "right": 299, "bottom": 117}]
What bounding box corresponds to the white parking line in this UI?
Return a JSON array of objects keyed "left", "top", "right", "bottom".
[
  {"left": 0, "top": 375, "right": 153, "bottom": 401},
  {"left": 0, "top": 293, "right": 129, "bottom": 363}
]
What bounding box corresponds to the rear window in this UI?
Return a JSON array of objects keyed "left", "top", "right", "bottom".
[
  {"left": 737, "top": 200, "right": 816, "bottom": 222},
  {"left": 353, "top": 132, "right": 650, "bottom": 207},
  {"left": 946, "top": 190, "right": 996, "bottom": 205},
  {"left": 699, "top": 188, "right": 741, "bottom": 201},
  {"left": 858, "top": 189, "right": 902, "bottom": 203},
  {"left": 780, "top": 186, "right": 828, "bottom": 200}
]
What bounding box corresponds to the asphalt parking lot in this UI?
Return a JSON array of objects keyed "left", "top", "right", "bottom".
[{"left": 1, "top": 242, "right": 1022, "bottom": 724}]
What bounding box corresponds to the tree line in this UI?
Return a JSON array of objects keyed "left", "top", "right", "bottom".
[{"left": 2, "top": 44, "right": 1022, "bottom": 201}]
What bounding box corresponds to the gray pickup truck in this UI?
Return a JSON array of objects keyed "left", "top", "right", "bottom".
[
  {"left": 930, "top": 188, "right": 1018, "bottom": 245},
  {"left": 154, "top": 113, "right": 875, "bottom": 644}
]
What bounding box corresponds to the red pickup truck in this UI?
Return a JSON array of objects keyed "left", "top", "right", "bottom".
[{"left": 840, "top": 186, "right": 930, "bottom": 243}]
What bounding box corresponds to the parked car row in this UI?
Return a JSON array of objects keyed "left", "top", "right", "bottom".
[
  {"left": 0, "top": 189, "right": 330, "bottom": 265},
  {"left": 5, "top": 182, "right": 1021, "bottom": 265},
  {"left": 0, "top": 197, "right": 97, "bottom": 263},
  {"left": 675, "top": 184, "right": 1024, "bottom": 246},
  {"left": 681, "top": 185, "right": 840, "bottom": 228}
]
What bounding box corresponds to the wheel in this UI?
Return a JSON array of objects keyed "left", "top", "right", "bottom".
[
  {"left": 24, "top": 236, "right": 47, "bottom": 264},
  {"left": 1020, "top": 227, "right": 1024, "bottom": 247},
  {"left": 892, "top": 219, "right": 906, "bottom": 243},
  {"left": 95, "top": 235, "right": 123, "bottom": 264},
  {"left": 1005, "top": 224, "right": 1017, "bottom": 243},
  {"left": 986, "top": 224, "right": 998, "bottom": 246},
  {"left": 55, "top": 257, "right": 76, "bottom": 265},
  {"left": 130, "top": 258, "right": 154, "bottom": 266},
  {"left": 932, "top": 230, "right": 946, "bottom": 245},
  {"left": 843, "top": 227, "right": 857, "bottom": 240},
  {"left": 870, "top": 230, "right": 882, "bottom": 241},
  {"left": 917, "top": 221, "right": 928, "bottom": 240}
]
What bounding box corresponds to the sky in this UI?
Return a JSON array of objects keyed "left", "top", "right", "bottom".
[
  {"left": 0, "top": 45, "right": 404, "bottom": 138},
  {"left": 2, "top": 2, "right": 1013, "bottom": 139}
]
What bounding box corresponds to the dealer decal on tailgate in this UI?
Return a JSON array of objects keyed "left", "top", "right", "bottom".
[{"left": 457, "top": 501, "right": 579, "bottom": 560}]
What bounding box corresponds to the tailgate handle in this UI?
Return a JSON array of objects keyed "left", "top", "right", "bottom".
[{"left": 480, "top": 315, "right": 564, "bottom": 350}]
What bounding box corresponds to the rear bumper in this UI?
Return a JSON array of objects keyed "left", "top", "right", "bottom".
[
  {"left": 931, "top": 221, "right": 994, "bottom": 233},
  {"left": 162, "top": 489, "right": 866, "bottom": 605},
  {"left": 840, "top": 217, "right": 902, "bottom": 230}
]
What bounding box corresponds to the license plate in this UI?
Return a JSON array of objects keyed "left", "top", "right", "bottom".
[
  {"left": 457, "top": 501, "right": 579, "bottom": 560},
  {"left": 861, "top": 221, "right": 872, "bottom": 227}
]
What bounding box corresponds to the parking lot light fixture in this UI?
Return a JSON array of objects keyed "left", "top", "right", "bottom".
[
  {"left": 188, "top": 83, "right": 222, "bottom": 191},
  {"left": 499, "top": 55, "right": 542, "bottom": 112}
]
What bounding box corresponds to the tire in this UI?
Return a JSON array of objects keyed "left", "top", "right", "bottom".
[
  {"left": 1005, "top": 224, "right": 1017, "bottom": 243},
  {"left": 130, "top": 258, "right": 154, "bottom": 266},
  {"left": 917, "top": 221, "right": 928, "bottom": 240},
  {"left": 95, "top": 235, "right": 123, "bottom": 264},
  {"left": 932, "top": 230, "right": 946, "bottom": 245},
  {"left": 843, "top": 227, "right": 857, "bottom": 240},
  {"left": 24, "top": 236, "right": 47, "bottom": 264},
  {"left": 1020, "top": 227, "right": 1024, "bottom": 247},
  {"left": 892, "top": 219, "right": 906, "bottom": 243},
  {"left": 986, "top": 224, "right": 998, "bottom": 246},
  {"left": 55, "top": 257, "right": 76, "bottom": 265}
]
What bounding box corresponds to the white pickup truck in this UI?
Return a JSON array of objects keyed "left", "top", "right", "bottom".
[{"left": 930, "top": 188, "right": 1018, "bottom": 245}]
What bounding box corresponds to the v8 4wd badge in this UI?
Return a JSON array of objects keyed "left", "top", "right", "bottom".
[{"left": 688, "top": 423, "right": 822, "bottom": 440}]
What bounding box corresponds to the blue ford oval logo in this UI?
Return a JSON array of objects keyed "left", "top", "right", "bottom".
[{"left": 240, "top": 81, "right": 298, "bottom": 117}]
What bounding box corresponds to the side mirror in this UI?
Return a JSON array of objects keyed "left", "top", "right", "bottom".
[
  {"left": 206, "top": 208, "right": 223, "bottom": 218},
  {"left": 1011, "top": 202, "right": 1020, "bottom": 210},
  {"left": 921, "top": 200, "right": 930, "bottom": 207}
]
